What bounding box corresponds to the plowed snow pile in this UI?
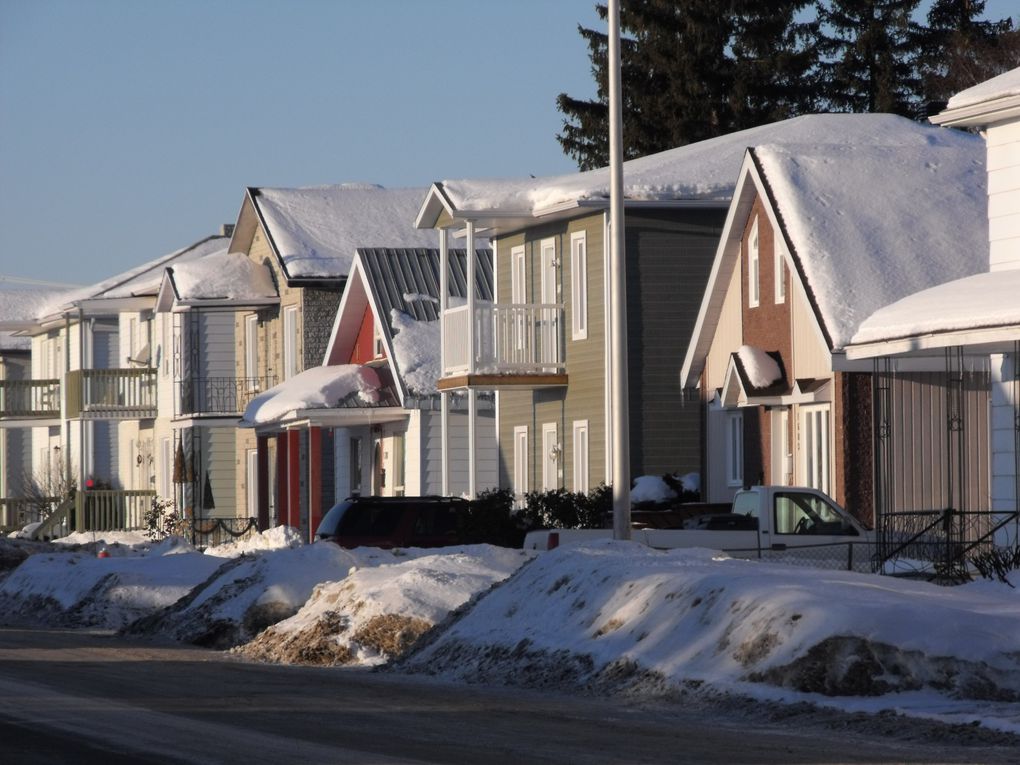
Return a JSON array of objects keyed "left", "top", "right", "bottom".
[
  {"left": 399, "top": 541, "right": 1020, "bottom": 732},
  {"left": 237, "top": 546, "right": 529, "bottom": 665}
]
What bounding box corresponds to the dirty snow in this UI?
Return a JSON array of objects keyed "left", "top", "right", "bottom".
[
  {"left": 241, "top": 364, "right": 382, "bottom": 425},
  {"left": 946, "top": 65, "right": 1020, "bottom": 110}
]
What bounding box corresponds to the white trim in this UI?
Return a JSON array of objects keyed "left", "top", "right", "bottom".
[
  {"left": 748, "top": 216, "right": 760, "bottom": 308},
  {"left": 513, "top": 425, "right": 529, "bottom": 500},
  {"left": 542, "top": 421, "right": 559, "bottom": 491},
  {"left": 572, "top": 419, "right": 589, "bottom": 492},
  {"left": 570, "top": 231, "right": 588, "bottom": 340}
]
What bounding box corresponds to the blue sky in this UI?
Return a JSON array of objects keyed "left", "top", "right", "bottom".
[{"left": 0, "top": 0, "right": 1015, "bottom": 286}]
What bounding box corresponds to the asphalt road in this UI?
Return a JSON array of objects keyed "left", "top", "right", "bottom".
[{"left": 0, "top": 626, "right": 1013, "bottom": 764}]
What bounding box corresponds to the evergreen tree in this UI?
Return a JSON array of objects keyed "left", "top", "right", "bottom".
[
  {"left": 917, "top": 0, "right": 1016, "bottom": 106},
  {"left": 556, "top": 0, "right": 818, "bottom": 171},
  {"left": 815, "top": 0, "right": 922, "bottom": 116}
]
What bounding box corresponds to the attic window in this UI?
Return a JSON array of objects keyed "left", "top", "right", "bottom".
[{"left": 748, "top": 216, "right": 760, "bottom": 308}]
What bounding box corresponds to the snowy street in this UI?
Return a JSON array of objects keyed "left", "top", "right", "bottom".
[{"left": 0, "top": 625, "right": 1015, "bottom": 765}]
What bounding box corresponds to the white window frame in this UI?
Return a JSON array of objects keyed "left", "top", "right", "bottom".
[
  {"left": 513, "top": 426, "right": 529, "bottom": 502},
  {"left": 570, "top": 231, "right": 588, "bottom": 340},
  {"left": 542, "top": 422, "right": 559, "bottom": 491},
  {"left": 748, "top": 216, "right": 760, "bottom": 308},
  {"left": 572, "top": 419, "right": 589, "bottom": 493},
  {"left": 244, "top": 314, "right": 259, "bottom": 382},
  {"left": 726, "top": 410, "right": 744, "bottom": 488},
  {"left": 283, "top": 305, "right": 299, "bottom": 380},
  {"left": 246, "top": 448, "right": 259, "bottom": 517},
  {"left": 510, "top": 245, "right": 526, "bottom": 304},
  {"left": 774, "top": 238, "right": 786, "bottom": 304},
  {"left": 799, "top": 403, "right": 831, "bottom": 495}
]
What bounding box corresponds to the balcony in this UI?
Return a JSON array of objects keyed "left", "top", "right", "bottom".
[
  {"left": 0, "top": 379, "right": 60, "bottom": 420},
  {"left": 177, "top": 376, "right": 277, "bottom": 418},
  {"left": 65, "top": 368, "right": 157, "bottom": 419},
  {"left": 439, "top": 303, "right": 568, "bottom": 390}
]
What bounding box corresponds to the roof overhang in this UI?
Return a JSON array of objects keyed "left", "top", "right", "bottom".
[{"left": 930, "top": 94, "right": 1020, "bottom": 128}]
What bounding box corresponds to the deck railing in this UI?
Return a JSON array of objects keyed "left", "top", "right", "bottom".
[
  {"left": 443, "top": 303, "right": 564, "bottom": 376},
  {"left": 65, "top": 368, "right": 157, "bottom": 418},
  {"left": 0, "top": 379, "right": 60, "bottom": 418},
  {"left": 177, "top": 376, "right": 276, "bottom": 417}
]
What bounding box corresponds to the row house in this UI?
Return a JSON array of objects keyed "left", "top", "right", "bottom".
[
  {"left": 846, "top": 66, "right": 1020, "bottom": 547},
  {"left": 242, "top": 247, "right": 495, "bottom": 540},
  {"left": 414, "top": 114, "right": 937, "bottom": 502},
  {"left": 225, "top": 185, "right": 438, "bottom": 533},
  {"left": 0, "top": 234, "right": 229, "bottom": 534},
  {"left": 681, "top": 114, "right": 988, "bottom": 527}
]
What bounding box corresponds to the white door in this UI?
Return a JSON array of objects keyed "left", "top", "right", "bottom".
[{"left": 800, "top": 404, "right": 831, "bottom": 494}]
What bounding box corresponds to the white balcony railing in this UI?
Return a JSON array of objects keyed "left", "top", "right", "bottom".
[{"left": 443, "top": 303, "right": 565, "bottom": 376}]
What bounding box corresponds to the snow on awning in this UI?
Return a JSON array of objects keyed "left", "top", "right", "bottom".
[{"left": 241, "top": 365, "right": 382, "bottom": 427}]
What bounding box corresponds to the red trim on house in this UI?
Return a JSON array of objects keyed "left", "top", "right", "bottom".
[
  {"left": 350, "top": 306, "right": 376, "bottom": 363},
  {"left": 256, "top": 435, "right": 270, "bottom": 531},
  {"left": 287, "top": 430, "right": 301, "bottom": 529},
  {"left": 308, "top": 427, "right": 322, "bottom": 542}
]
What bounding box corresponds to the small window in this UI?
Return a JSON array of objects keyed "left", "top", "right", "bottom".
[
  {"left": 572, "top": 420, "right": 589, "bottom": 492},
  {"left": 748, "top": 216, "right": 760, "bottom": 308},
  {"left": 726, "top": 411, "right": 743, "bottom": 487},
  {"left": 570, "top": 232, "right": 588, "bottom": 340},
  {"left": 774, "top": 240, "right": 786, "bottom": 304}
]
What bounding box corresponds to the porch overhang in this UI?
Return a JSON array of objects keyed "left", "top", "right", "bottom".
[{"left": 436, "top": 373, "right": 568, "bottom": 392}]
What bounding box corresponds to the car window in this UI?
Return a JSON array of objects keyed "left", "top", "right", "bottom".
[{"left": 338, "top": 503, "right": 403, "bottom": 536}]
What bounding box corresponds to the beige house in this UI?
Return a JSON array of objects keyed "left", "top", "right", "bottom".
[{"left": 226, "top": 185, "right": 436, "bottom": 534}]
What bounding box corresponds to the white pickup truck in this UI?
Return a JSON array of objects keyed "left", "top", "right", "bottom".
[{"left": 524, "top": 486, "right": 877, "bottom": 572}]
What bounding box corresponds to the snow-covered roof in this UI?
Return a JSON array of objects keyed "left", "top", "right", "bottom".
[
  {"left": 946, "top": 66, "right": 1020, "bottom": 110},
  {"left": 240, "top": 365, "right": 383, "bottom": 426},
  {"left": 753, "top": 135, "right": 986, "bottom": 350},
  {"left": 424, "top": 114, "right": 965, "bottom": 225},
  {"left": 681, "top": 120, "right": 985, "bottom": 386},
  {"left": 0, "top": 288, "right": 73, "bottom": 349},
  {"left": 36, "top": 235, "right": 229, "bottom": 320},
  {"left": 250, "top": 185, "right": 436, "bottom": 280},
  {"left": 848, "top": 270, "right": 1020, "bottom": 357},
  {"left": 166, "top": 250, "right": 278, "bottom": 303}
]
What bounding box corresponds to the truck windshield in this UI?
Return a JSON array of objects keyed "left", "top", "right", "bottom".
[{"left": 773, "top": 492, "right": 858, "bottom": 536}]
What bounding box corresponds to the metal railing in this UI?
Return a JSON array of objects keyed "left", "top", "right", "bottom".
[
  {"left": 0, "top": 496, "right": 58, "bottom": 532},
  {"left": 443, "top": 303, "right": 565, "bottom": 376},
  {"left": 177, "top": 376, "right": 276, "bottom": 417},
  {"left": 0, "top": 380, "right": 61, "bottom": 418},
  {"left": 65, "top": 369, "right": 157, "bottom": 418}
]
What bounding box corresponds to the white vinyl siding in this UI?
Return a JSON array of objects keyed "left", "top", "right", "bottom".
[
  {"left": 748, "top": 216, "right": 760, "bottom": 308},
  {"left": 572, "top": 419, "right": 589, "bottom": 492},
  {"left": 570, "top": 231, "right": 588, "bottom": 340},
  {"left": 726, "top": 411, "right": 743, "bottom": 487}
]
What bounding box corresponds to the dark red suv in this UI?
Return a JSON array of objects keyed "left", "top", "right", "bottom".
[{"left": 315, "top": 496, "right": 469, "bottom": 549}]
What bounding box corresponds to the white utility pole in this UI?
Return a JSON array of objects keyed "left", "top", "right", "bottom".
[{"left": 608, "top": 0, "right": 631, "bottom": 540}]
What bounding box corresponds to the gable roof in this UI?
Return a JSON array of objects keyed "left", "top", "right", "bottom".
[
  {"left": 33, "top": 235, "right": 229, "bottom": 323},
  {"left": 243, "top": 184, "right": 437, "bottom": 282},
  {"left": 325, "top": 247, "right": 493, "bottom": 403},
  {"left": 682, "top": 122, "right": 986, "bottom": 387},
  {"left": 417, "top": 113, "right": 960, "bottom": 234}
]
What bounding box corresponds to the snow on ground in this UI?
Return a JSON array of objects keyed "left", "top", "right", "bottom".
[
  {"left": 5, "top": 531, "right": 1020, "bottom": 734},
  {"left": 238, "top": 545, "right": 529, "bottom": 666}
]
